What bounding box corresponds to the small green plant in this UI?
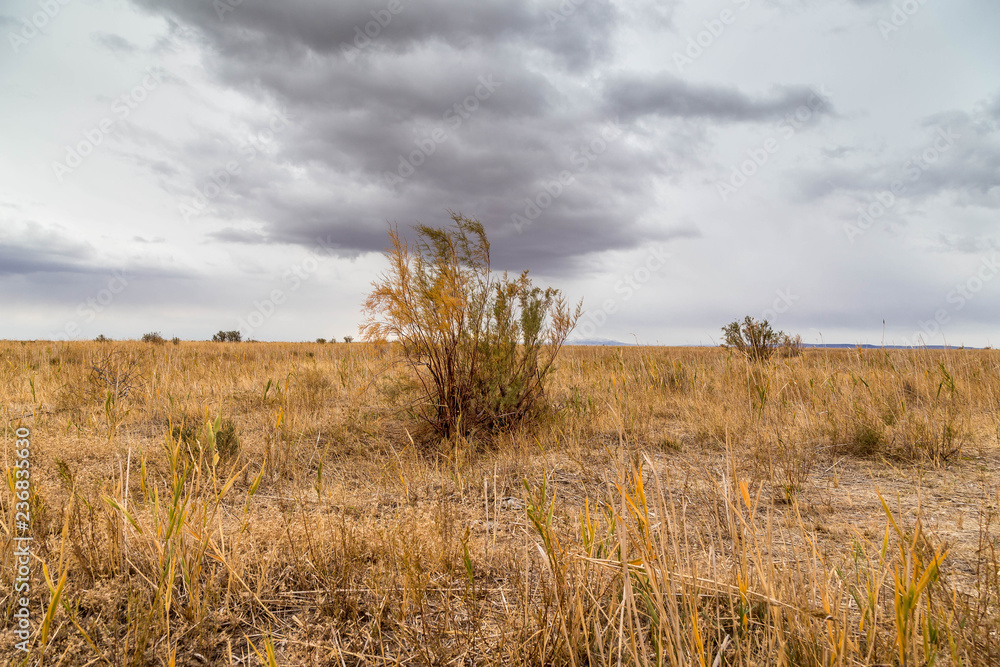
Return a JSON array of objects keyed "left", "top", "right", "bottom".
[
  {"left": 878, "top": 490, "right": 948, "bottom": 666},
  {"left": 213, "top": 419, "right": 241, "bottom": 460},
  {"left": 171, "top": 413, "right": 241, "bottom": 464},
  {"left": 361, "top": 212, "right": 581, "bottom": 440},
  {"left": 141, "top": 331, "right": 165, "bottom": 344}
]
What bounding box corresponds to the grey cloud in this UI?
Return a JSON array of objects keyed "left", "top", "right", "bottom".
[
  {"left": 822, "top": 145, "right": 854, "bottom": 159},
  {"left": 133, "top": 0, "right": 619, "bottom": 71},
  {"left": 120, "top": 0, "right": 838, "bottom": 279},
  {"left": 795, "top": 103, "right": 1000, "bottom": 208},
  {"left": 986, "top": 94, "right": 1000, "bottom": 120},
  {"left": 120, "top": 0, "right": 706, "bottom": 271},
  {"left": 604, "top": 75, "right": 834, "bottom": 123},
  {"left": 621, "top": 0, "right": 678, "bottom": 29},
  {"left": 4, "top": 0, "right": 999, "bottom": 345},
  {"left": 207, "top": 228, "right": 269, "bottom": 244},
  {"left": 0, "top": 223, "right": 194, "bottom": 283},
  {"left": 934, "top": 233, "right": 999, "bottom": 255},
  {"left": 171, "top": 109, "right": 693, "bottom": 272},
  {"left": 0, "top": 224, "right": 96, "bottom": 276},
  {"left": 94, "top": 31, "right": 138, "bottom": 54}
]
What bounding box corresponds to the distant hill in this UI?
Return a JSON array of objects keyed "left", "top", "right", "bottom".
[
  {"left": 802, "top": 343, "right": 980, "bottom": 350},
  {"left": 566, "top": 338, "right": 632, "bottom": 346},
  {"left": 565, "top": 340, "right": 982, "bottom": 350}
]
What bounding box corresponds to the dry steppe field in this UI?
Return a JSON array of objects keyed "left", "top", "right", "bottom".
[{"left": 2, "top": 340, "right": 999, "bottom": 666}]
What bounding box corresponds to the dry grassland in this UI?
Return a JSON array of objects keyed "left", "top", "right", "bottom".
[{"left": 2, "top": 340, "right": 999, "bottom": 666}]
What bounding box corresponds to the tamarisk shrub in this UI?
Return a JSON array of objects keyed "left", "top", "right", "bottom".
[{"left": 362, "top": 211, "right": 581, "bottom": 441}]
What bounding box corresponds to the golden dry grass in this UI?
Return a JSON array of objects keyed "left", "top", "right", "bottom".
[{"left": 2, "top": 340, "right": 999, "bottom": 665}]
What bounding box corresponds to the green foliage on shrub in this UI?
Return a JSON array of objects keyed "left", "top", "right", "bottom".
[
  {"left": 361, "top": 212, "right": 581, "bottom": 441},
  {"left": 722, "top": 316, "right": 800, "bottom": 362},
  {"left": 212, "top": 330, "right": 242, "bottom": 342}
]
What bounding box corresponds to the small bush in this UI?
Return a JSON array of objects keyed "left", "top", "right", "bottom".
[
  {"left": 296, "top": 368, "right": 331, "bottom": 412},
  {"left": 780, "top": 333, "right": 803, "bottom": 357},
  {"left": 212, "top": 330, "right": 242, "bottom": 342},
  {"left": 722, "top": 316, "right": 790, "bottom": 363},
  {"left": 90, "top": 350, "right": 144, "bottom": 403},
  {"left": 94, "top": 334, "right": 111, "bottom": 343},
  {"left": 141, "top": 331, "right": 165, "bottom": 344},
  {"left": 849, "top": 421, "right": 885, "bottom": 458},
  {"left": 171, "top": 414, "right": 240, "bottom": 464},
  {"left": 361, "top": 212, "right": 581, "bottom": 441},
  {"left": 171, "top": 336, "right": 181, "bottom": 345},
  {"left": 316, "top": 338, "right": 326, "bottom": 344},
  {"left": 216, "top": 420, "right": 240, "bottom": 459},
  {"left": 343, "top": 336, "right": 354, "bottom": 344}
]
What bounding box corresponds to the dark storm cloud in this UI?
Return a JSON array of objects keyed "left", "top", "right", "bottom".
[
  {"left": 125, "top": 0, "right": 838, "bottom": 274},
  {"left": 182, "top": 108, "right": 689, "bottom": 273},
  {"left": 604, "top": 75, "right": 834, "bottom": 122},
  {"left": 133, "top": 0, "right": 618, "bottom": 70}
]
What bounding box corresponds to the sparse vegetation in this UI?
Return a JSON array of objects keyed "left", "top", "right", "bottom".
[{"left": 3, "top": 338, "right": 999, "bottom": 665}]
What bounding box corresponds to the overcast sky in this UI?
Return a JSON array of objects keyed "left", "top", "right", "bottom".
[{"left": 2, "top": 0, "right": 998, "bottom": 345}]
